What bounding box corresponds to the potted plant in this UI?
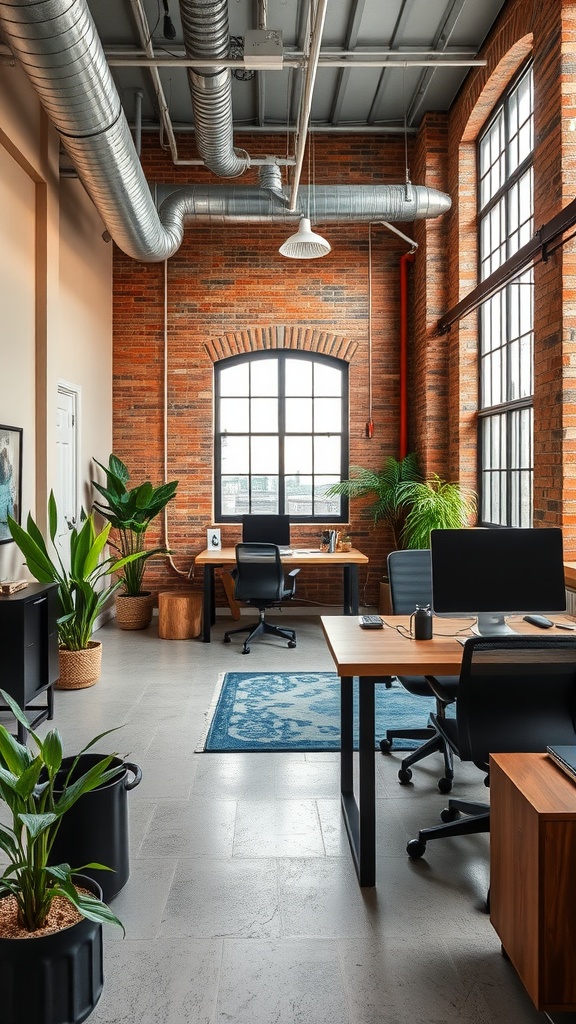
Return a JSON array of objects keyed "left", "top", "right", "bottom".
[
  {"left": 8, "top": 492, "right": 144, "bottom": 688},
  {"left": 92, "top": 454, "right": 178, "bottom": 629},
  {"left": 0, "top": 688, "right": 124, "bottom": 1024},
  {"left": 327, "top": 454, "right": 476, "bottom": 611}
]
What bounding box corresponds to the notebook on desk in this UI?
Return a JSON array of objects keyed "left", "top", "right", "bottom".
[{"left": 547, "top": 744, "right": 576, "bottom": 782}]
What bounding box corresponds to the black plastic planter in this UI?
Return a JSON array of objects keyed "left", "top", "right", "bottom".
[
  {"left": 0, "top": 875, "right": 104, "bottom": 1024},
  {"left": 50, "top": 754, "right": 142, "bottom": 901}
]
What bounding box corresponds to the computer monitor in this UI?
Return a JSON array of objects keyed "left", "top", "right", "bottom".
[
  {"left": 430, "top": 527, "right": 566, "bottom": 636},
  {"left": 241, "top": 514, "right": 291, "bottom": 547}
]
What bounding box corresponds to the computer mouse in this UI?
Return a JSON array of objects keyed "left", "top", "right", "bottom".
[{"left": 523, "top": 614, "right": 554, "bottom": 629}]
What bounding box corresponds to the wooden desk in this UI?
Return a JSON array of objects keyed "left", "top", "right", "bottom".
[
  {"left": 195, "top": 547, "right": 369, "bottom": 642},
  {"left": 320, "top": 614, "right": 576, "bottom": 887},
  {"left": 490, "top": 752, "right": 576, "bottom": 1012}
]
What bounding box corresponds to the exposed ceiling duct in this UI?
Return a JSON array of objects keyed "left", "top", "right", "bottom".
[
  {"left": 0, "top": 0, "right": 451, "bottom": 263},
  {"left": 179, "top": 0, "right": 250, "bottom": 178}
]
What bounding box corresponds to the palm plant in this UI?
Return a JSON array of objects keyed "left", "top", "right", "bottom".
[
  {"left": 8, "top": 493, "right": 143, "bottom": 650},
  {"left": 327, "top": 453, "right": 476, "bottom": 550},
  {"left": 92, "top": 455, "right": 178, "bottom": 596},
  {"left": 0, "top": 689, "right": 124, "bottom": 933}
]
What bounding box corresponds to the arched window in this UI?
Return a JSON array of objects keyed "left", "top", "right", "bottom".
[
  {"left": 214, "top": 351, "right": 349, "bottom": 523},
  {"left": 478, "top": 62, "right": 534, "bottom": 526}
]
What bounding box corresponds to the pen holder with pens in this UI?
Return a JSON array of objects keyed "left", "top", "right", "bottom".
[{"left": 410, "top": 604, "right": 433, "bottom": 640}]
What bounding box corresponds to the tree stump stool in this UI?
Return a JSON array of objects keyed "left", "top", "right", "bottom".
[{"left": 158, "top": 591, "right": 202, "bottom": 639}]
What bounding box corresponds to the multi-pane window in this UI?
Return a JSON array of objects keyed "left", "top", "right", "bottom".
[
  {"left": 214, "top": 351, "right": 348, "bottom": 522},
  {"left": 478, "top": 63, "right": 534, "bottom": 527}
]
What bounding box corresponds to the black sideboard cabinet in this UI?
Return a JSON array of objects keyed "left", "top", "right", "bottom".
[{"left": 0, "top": 582, "right": 59, "bottom": 739}]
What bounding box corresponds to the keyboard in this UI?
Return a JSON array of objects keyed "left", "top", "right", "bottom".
[
  {"left": 292, "top": 548, "right": 322, "bottom": 554},
  {"left": 279, "top": 547, "right": 293, "bottom": 556}
]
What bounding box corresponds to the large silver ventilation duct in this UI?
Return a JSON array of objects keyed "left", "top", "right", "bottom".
[
  {"left": 0, "top": 0, "right": 451, "bottom": 263},
  {"left": 179, "top": 0, "right": 249, "bottom": 178}
]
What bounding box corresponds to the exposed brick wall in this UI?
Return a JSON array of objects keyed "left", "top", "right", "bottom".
[
  {"left": 113, "top": 134, "right": 423, "bottom": 607},
  {"left": 113, "top": 0, "right": 576, "bottom": 612}
]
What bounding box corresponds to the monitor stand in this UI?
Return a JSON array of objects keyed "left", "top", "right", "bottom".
[{"left": 472, "top": 613, "right": 517, "bottom": 637}]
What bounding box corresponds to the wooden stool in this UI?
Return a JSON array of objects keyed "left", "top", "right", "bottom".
[{"left": 158, "top": 591, "right": 202, "bottom": 639}]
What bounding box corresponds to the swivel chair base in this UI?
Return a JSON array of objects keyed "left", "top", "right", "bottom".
[
  {"left": 223, "top": 610, "right": 297, "bottom": 654},
  {"left": 406, "top": 798, "right": 489, "bottom": 859},
  {"left": 380, "top": 722, "right": 455, "bottom": 793}
]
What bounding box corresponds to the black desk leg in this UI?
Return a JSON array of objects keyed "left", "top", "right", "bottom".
[
  {"left": 343, "top": 564, "right": 359, "bottom": 615},
  {"left": 202, "top": 566, "right": 215, "bottom": 642},
  {"left": 340, "top": 674, "right": 376, "bottom": 887}
]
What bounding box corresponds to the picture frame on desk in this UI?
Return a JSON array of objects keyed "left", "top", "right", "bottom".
[
  {"left": 207, "top": 527, "right": 221, "bottom": 551},
  {"left": 0, "top": 424, "right": 22, "bottom": 544}
]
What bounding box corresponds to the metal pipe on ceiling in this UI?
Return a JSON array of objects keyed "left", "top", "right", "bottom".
[
  {"left": 289, "top": 0, "right": 328, "bottom": 211},
  {"left": 0, "top": 0, "right": 451, "bottom": 263}
]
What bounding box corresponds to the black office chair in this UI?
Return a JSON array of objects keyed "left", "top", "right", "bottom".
[
  {"left": 406, "top": 635, "right": 576, "bottom": 859},
  {"left": 223, "top": 543, "right": 300, "bottom": 654},
  {"left": 380, "top": 549, "right": 459, "bottom": 792}
]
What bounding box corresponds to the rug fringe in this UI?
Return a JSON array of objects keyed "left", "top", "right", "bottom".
[{"left": 195, "top": 671, "right": 227, "bottom": 752}]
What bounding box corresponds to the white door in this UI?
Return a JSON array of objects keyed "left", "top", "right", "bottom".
[{"left": 56, "top": 382, "right": 80, "bottom": 567}]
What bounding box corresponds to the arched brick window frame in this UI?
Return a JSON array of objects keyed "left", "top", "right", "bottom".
[{"left": 208, "top": 327, "right": 356, "bottom": 524}]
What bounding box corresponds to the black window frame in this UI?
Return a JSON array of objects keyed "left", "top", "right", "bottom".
[
  {"left": 214, "top": 350, "right": 350, "bottom": 524},
  {"left": 477, "top": 61, "right": 534, "bottom": 529}
]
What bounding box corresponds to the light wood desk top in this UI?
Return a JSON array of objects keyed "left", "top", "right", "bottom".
[
  {"left": 320, "top": 614, "right": 576, "bottom": 678},
  {"left": 195, "top": 546, "right": 369, "bottom": 568},
  {"left": 565, "top": 561, "right": 576, "bottom": 590}
]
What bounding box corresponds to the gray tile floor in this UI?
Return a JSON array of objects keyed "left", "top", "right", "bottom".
[{"left": 32, "top": 615, "right": 572, "bottom": 1023}]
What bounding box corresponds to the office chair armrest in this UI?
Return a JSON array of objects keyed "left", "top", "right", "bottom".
[
  {"left": 288, "top": 568, "right": 301, "bottom": 578},
  {"left": 424, "top": 675, "right": 456, "bottom": 707}
]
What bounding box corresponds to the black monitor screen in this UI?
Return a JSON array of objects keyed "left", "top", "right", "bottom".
[
  {"left": 431, "top": 528, "right": 566, "bottom": 635},
  {"left": 241, "top": 514, "right": 291, "bottom": 546}
]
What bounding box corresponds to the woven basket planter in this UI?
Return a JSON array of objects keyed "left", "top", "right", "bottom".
[
  {"left": 115, "top": 592, "right": 154, "bottom": 630},
  {"left": 56, "top": 641, "right": 102, "bottom": 690}
]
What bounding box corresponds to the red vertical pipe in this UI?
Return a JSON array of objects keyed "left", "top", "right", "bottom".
[{"left": 399, "top": 252, "right": 415, "bottom": 459}]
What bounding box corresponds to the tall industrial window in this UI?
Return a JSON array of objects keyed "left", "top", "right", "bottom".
[
  {"left": 214, "top": 351, "right": 349, "bottom": 523},
  {"left": 478, "top": 63, "right": 534, "bottom": 527}
]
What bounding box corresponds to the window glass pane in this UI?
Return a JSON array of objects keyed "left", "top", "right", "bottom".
[
  {"left": 315, "top": 477, "right": 342, "bottom": 516},
  {"left": 286, "top": 397, "right": 312, "bottom": 432},
  {"left": 221, "top": 477, "right": 248, "bottom": 516},
  {"left": 314, "top": 362, "right": 342, "bottom": 396},
  {"left": 220, "top": 397, "right": 249, "bottom": 432},
  {"left": 314, "top": 397, "right": 342, "bottom": 432},
  {"left": 285, "top": 359, "right": 312, "bottom": 396},
  {"left": 286, "top": 476, "right": 312, "bottom": 515},
  {"left": 285, "top": 435, "right": 312, "bottom": 474},
  {"left": 251, "top": 436, "right": 278, "bottom": 473},
  {"left": 221, "top": 435, "right": 249, "bottom": 472},
  {"left": 251, "top": 479, "right": 278, "bottom": 513},
  {"left": 250, "top": 359, "right": 277, "bottom": 396},
  {"left": 220, "top": 362, "right": 249, "bottom": 396},
  {"left": 314, "top": 435, "right": 341, "bottom": 473},
  {"left": 251, "top": 397, "right": 278, "bottom": 432}
]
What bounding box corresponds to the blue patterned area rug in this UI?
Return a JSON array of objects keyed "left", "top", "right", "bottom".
[{"left": 197, "top": 671, "right": 438, "bottom": 753}]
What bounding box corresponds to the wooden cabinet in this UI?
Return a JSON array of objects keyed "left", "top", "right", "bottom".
[
  {"left": 490, "top": 752, "right": 576, "bottom": 1013},
  {"left": 0, "top": 582, "right": 59, "bottom": 736}
]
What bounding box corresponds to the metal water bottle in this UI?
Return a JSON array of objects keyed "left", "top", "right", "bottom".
[{"left": 410, "top": 603, "right": 433, "bottom": 640}]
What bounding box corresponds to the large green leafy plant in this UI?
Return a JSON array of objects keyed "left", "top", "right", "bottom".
[
  {"left": 8, "top": 492, "right": 142, "bottom": 650},
  {"left": 0, "top": 689, "right": 123, "bottom": 933},
  {"left": 92, "top": 455, "right": 178, "bottom": 597},
  {"left": 327, "top": 453, "right": 476, "bottom": 549}
]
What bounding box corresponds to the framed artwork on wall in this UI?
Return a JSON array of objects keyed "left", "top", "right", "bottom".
[{"left": 0, "top": 425, "right": 23, "bottom": 544}]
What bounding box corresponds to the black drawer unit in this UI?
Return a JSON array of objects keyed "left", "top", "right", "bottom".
[{"left": 0, "top": 582, "right": 59, "bottom": 739}]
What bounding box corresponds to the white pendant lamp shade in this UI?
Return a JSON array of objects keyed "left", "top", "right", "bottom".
[{"left": 279, "top": 217, "right": 331, "bottom": 259}]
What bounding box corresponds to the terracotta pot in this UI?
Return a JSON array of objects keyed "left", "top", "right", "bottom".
[
  {"left": 56, "top": 641, "right": 102, "bottom": 690},
  {"left": 115, "top": 591, "right": 154, "bottom": 630}
]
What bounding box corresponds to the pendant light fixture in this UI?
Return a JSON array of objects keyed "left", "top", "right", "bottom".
[{"left": 280, "top": 132, "right": 331, "bottom": 259}]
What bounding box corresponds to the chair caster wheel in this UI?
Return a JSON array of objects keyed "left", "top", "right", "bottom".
[
  {"left": 440, "top": 806, "right": 459, "bottom": 823},
  {"left": 398, "top": 767, "right": 413, "bottom": 785},
  {"left": 288, "top": 640, "right": 296, "bottom": 648},
  {"left": 438, "top": 777, "right": 453, "bottom": 794},
  {"left": 223, "top": 635, "right": 231, "bottom": 643},
  {"left": 379, "top": 738, "right": 393, "bottom": 754},
  {"left": 242, "top": 647, "right": 250, "bottom": 654},
  {"left": 407, "top": 838, "right": 426, "bottom": 859}
]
